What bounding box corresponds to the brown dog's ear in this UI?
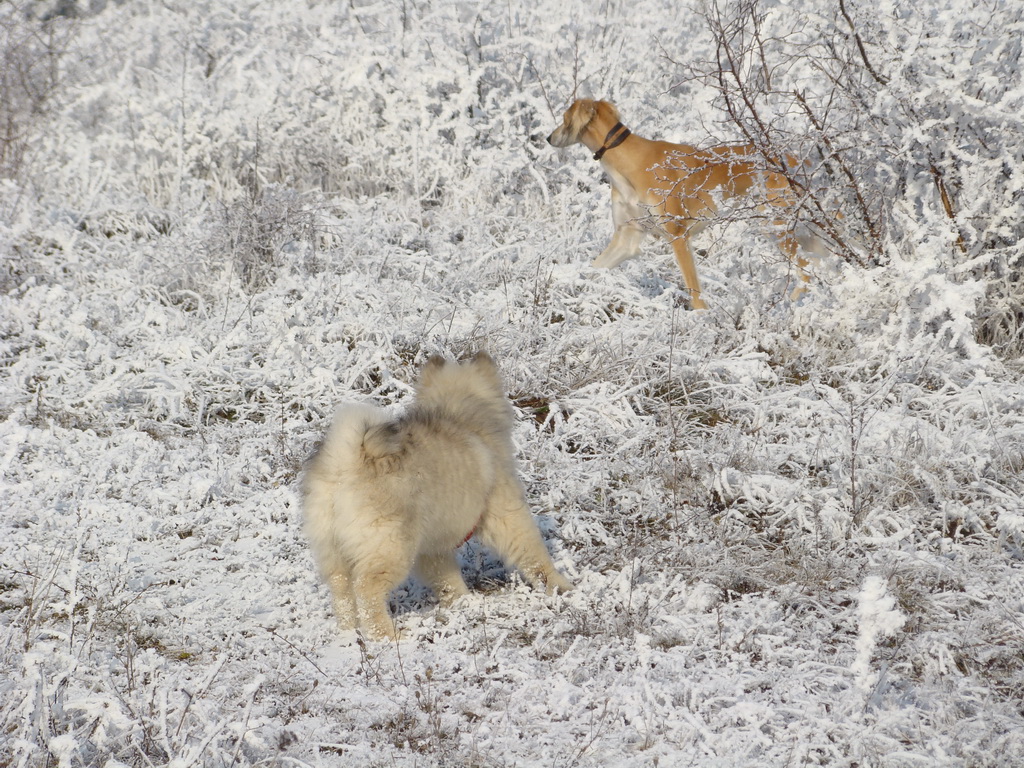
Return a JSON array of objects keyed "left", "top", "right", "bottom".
[
  {"left": 553, "top": 100, "right": 597, "bottom": 145},
  {"left": 593, "top": 100, "right": 620, "bottom": 125},
  {"left": 574, "top": 99, "right": 597, "bottom": 126}
]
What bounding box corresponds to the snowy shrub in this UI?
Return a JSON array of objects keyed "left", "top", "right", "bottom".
[
  {"left": 852, "top": 575, "right": 907, "bottom": 694},
  {"left": 0, "top": 3, "right": 74, "bottom": 180},
  {"left": 680, "top": 0, "right": 1024, "bottom": 359},
  {"left": 205, "top": 186, "right": 322, "bottom": 294}
]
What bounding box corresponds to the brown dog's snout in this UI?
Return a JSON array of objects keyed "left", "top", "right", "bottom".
[{"left": 547, "top": 127, "right": 571, "bottom": 148}]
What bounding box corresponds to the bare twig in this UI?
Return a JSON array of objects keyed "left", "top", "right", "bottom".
[{"left": 838, "top": 0, "right": 889, "bottom": 87}]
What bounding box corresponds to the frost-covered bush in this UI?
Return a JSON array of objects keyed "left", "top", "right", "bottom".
[
  {"left": 679, "top": 0, "right": 1024, "bottom": 359},
  {"left": 0, "top": 3, "right": 74, "bottom": 180}
]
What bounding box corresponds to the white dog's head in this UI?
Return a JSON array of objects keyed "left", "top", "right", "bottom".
[{"left": 413, "top": 352, "right": 513, "bottom": 442}]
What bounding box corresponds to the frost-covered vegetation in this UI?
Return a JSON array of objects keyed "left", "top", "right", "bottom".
[{"left": 2, "top": 0, "right": 1023, "bottom": 765}]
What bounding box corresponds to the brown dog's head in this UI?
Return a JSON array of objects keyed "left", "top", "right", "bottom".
[{"left": 547, "top": 99, "right": 620, "bottom": 148}]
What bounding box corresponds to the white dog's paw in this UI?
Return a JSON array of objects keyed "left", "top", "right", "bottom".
[
  {"left": 354, "top": 607, "right": 401, "bottom": 642},
  {"left": 357, "top": 621, "right": 401, "bottom": 643},
  {"left": 542, "top": 570, "right": 574, "bottom": 595},
  {"left": 550, "top": 578, "right": 574, "bottom": 595},
  {"left": 332, "top": 602, "right": 357, "bottom": 632}
]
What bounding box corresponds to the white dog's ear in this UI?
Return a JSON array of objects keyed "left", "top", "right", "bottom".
[
  {"left": 418, "top": 355, "right": 447, "bottom": 388},
  {"left": 362, "top": 421, "right": 403, "bottom": 463},
  {"left": 424, "top": 355, "right": 446, "bottom": 369},
  {"left": 471, "top": 350, "right": 495, "bottom": 368},
  {"left": 470, "top": 351, "right": 504, "bottom": 390}
]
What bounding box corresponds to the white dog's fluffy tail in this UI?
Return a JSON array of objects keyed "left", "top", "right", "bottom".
[
  {"left": 302, "top": 403, "right": 393, "bottom": 578},
  {"left": 310, "top": 403, "right": 394, "bottom": 476}
]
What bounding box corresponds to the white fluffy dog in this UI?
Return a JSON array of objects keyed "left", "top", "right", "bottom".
[{"left": 302, "top": 353, "right": 573, "bottom": 639}]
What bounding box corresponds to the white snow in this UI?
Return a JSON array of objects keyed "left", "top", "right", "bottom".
[
  {"left": 2, "top": 0, "right": 1023, "bottom": 766},
  {"left": 852, "top": 576, "right": 907, "bottom": 694}
]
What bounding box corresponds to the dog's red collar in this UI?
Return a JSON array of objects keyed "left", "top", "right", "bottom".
[
  {"left": 593, "top": 122, "right": 631, "bottom": 161},
  {"left": 459, "top": 519, "right": 480, "bottom": 547}
]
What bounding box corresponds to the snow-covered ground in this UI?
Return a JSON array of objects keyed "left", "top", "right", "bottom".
[{"left": 2, "top": 1, "right": 1023, "bottom": 765}]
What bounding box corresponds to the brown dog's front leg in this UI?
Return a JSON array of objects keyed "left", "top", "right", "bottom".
[{"left": 670, "top": 232, "right": 707, "bottom": 310}]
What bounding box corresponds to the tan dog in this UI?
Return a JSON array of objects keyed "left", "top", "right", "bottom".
[{"left": 548, "top": 98, "right": 809, "bottom": 309}]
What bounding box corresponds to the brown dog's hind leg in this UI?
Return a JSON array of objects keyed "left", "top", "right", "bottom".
[
  {"left": 763, "top": 174, "right": 812, "bottom": 299},
  {"left": 669, "top": 228, "right": 707, "bottom": 310}
]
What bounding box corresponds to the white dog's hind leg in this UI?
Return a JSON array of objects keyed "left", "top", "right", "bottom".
[
  {"left": 327, "top": 567, "right": 357, "bottom": 630},
  {"left": 415, "top": 552, "right": 470, "bottom": 605},
  {"left": 478, "top": 481, "right": 573, "bottom": 594},
  {"left": 352, "top": 550, "right": 413, "bottom": 640}
]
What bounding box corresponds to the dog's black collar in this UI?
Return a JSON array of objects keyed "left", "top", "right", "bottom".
[{"left": 593, "top": 122, "right": 631, "bottom": 161}]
